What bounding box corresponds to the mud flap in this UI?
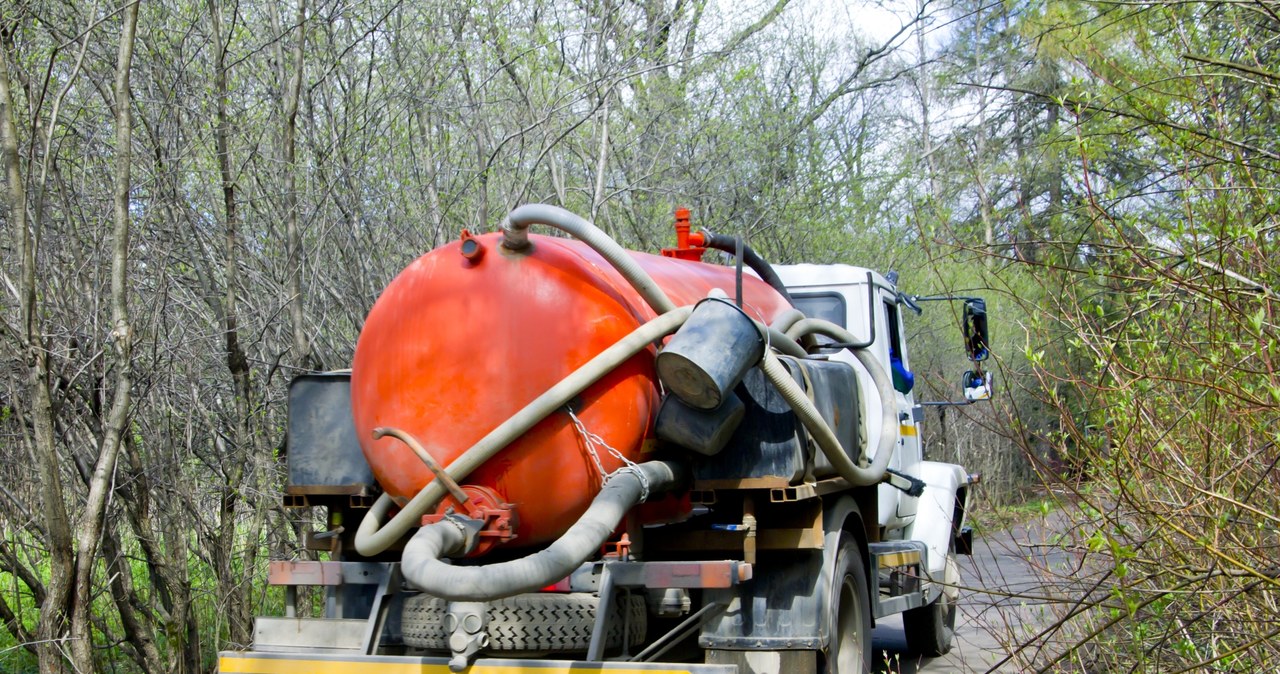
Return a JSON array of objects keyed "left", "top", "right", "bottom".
[{"left": 698, "top": 548, "right": 826, "bottom": 650}]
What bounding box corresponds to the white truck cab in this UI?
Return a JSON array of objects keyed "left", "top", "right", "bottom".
[
  {"left": 774, "top": 264, "right": 923, "bottom": 535},
  {"left": 774, "top": 264, "right": 985, "bottom": 599}
]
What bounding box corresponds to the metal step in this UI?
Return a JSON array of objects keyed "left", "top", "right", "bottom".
[
  {"left": 221, "top": 651, "right": 738, "bottom": 674},
  {"left": 867, "top": 541, "right": 928, "bottom": 619},
  {"left": 265, "top": 561, "right": 401, "bottom": 655},
  {"left": 253, "top": 618, "right": 366, "bottom": 654}
]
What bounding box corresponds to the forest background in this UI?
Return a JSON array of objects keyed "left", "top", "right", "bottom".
[{"left": 1, "top": 0, "right": 1277, "bottom": 671}]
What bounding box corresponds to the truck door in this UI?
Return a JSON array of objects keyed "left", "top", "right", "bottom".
[
  {"left": 793, "top": 283, "right": 921, "bottom": 533},
  {"left": 882, "top": 295, "right": 921, "bottom": 526}
]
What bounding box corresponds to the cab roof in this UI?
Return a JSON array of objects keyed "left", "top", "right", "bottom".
[{"left": 772, "top": 263, "right": 891, "bottom": 290}]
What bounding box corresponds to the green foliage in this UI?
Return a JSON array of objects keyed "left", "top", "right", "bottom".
[{"left": 963, "top": 1, "right": 1280, "bottom": 670}]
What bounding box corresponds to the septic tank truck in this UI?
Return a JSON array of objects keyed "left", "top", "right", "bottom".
[{"left": 218, "top": 204, "right": 993, "bottom": 674}]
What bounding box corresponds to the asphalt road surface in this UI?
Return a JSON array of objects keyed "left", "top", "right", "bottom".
[{"left": 873, "top": 513, "right": 1079, "bottom": 673}]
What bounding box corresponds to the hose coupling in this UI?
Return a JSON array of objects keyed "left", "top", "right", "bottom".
[
  {"left": 499, "top": 217, "right": 530, "bottom": 250},
  {"left": 440, "top": 513, "right": 486, "bottom": 557}
]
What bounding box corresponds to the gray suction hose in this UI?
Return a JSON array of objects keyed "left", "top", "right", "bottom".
[
  {"left": 769, "top": 307, "right": 821, "bottom": 352},
  {"left": 354, "top": 307, "right": 693, "bottom": 556},
  {"left": 760, "top": 323, "right": 808, "bottom": 359},
  {"left": 502, "top": 204, "right": 677, "bottom": 315},
  {"left": 762, "top": 319, "right": 900, "bottom": 487},
  {"left": 401, "top": 461, "right": 684, "bottom": 600},
  {"left": 769, "top": 308, "right": 808, "bottom": 335},
  {"left": 783, "top": 318, "right": 865, "bottom": 345},
  {"left": 500, "top": 204, "right": 802, "bottom": 357}
]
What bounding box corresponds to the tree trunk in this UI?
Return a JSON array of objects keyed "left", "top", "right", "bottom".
[
  {"left": 916, "top": 0, "right": 939, "bottom": 203},
  {"left": 68, "top": 2, "right": 140, "bottom": 669},
  {"left": 279, "top": 0, "right": 311, "bottom": 370},
  {"left": 206, "top": 0, "right": 260, "bottom": 646},
  {"left": 0, "top": 30, "right": 76, "bottom": 674}
]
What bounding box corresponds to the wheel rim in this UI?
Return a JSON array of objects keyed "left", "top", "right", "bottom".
[{"left": 834, "top": 574, "right": 866, "bottom": 673}]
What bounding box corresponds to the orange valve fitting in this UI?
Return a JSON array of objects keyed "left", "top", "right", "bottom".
[
  {"left": 660, "top": 206, "right": 706, "bottom": 261},
  {"left": 459, "top": 229, "right": 486, "bottom": 263}
]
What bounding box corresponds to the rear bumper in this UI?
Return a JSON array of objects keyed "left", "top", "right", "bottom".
[{"left": 218, "top": 652, "right": 736, "bottom": 674}]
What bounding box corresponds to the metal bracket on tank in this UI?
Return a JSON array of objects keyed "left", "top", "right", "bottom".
[
  {"left": 420, "top": 485, "right": 519, "bottom": 557},
  {"left": 373, "top": 426, "right": 520, "bottom": 556}
]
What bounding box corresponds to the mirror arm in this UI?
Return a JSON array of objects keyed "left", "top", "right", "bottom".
[
  {"left": 918, "top": 399, "right": 980, "bottom": 407},
  {"left": 911, "top": 294, "right": 985, "bottom": 303},
  {"left": 897, "top": 291, "right": 923, "bottom": 316}
]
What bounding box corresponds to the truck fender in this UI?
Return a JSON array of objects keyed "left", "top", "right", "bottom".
[
  {"left": 821, "top": 494, "right": 872, "bottom": 583},
  {"left": 905, "top": 461, "right": 970, "bottom": 579},
  {"left": 819, "top": 495, "right": 871, "bottom": 648}
]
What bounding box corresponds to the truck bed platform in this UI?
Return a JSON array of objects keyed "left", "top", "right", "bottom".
[{"left": 218, "top": 652, "right": 737, "bottom": 674}]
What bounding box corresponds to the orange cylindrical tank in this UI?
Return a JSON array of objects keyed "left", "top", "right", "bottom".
[{"left": 350, "top": 231, "right": 791, "bottom": 550}]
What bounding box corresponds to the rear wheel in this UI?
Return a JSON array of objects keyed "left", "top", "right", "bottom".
[
  {"left": 903, "top": 551, "right": 958, "bottom": 656},
  {"left": 823, "top": 533, "right": 872, "bottom": 674}
]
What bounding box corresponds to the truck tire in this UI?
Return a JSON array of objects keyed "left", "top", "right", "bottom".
[
  {"left": 903, "top": 551, "right": 957, "bottom": 657},
  {"left": 401, "top": 592, "right": 646, "bottom": 653},
  {"left": 823, "top": 533, "right": 872, "bottom": 674}
]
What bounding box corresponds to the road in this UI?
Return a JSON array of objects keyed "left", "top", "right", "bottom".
[{"left": 872, "top": 512, "right": 1080, "bottom": 673}]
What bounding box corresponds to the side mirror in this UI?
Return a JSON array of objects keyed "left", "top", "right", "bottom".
[
  {"left": 962, "top": 370, "right": 993, "bottom": 401},
  {"left": 963, "top": 299, "right": 989, "bottom": 362},
  {"left": 910, "top": 293, "right": 997, "bottom": 408}
]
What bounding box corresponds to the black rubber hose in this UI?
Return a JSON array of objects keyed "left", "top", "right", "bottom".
[{"left": 698, "top": 230, "right": 796, "bottom": 308}]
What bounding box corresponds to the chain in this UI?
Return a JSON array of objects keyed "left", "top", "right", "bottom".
[
  {"left": 742, "top": 299, "right": 772, "bottom": 351},
  {"left": 566, "top": 408, "right": 649, "bottom": 501}
]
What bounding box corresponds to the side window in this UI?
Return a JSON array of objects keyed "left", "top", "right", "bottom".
[
  {"left": 884, "top": 300, "right": 905, "bottom": 365},
  {"left": 885, "top": 299, "right": 914, "bottom": 394}
]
